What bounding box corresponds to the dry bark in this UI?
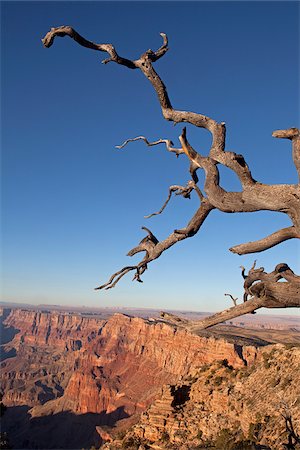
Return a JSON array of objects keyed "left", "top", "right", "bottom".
[{"left": 42, "top": 27, "right": 300, "bottom": 328}]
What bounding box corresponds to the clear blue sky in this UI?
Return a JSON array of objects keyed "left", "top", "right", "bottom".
[{"left": 1, "top": 1, "right": 299, "bottom": 313}]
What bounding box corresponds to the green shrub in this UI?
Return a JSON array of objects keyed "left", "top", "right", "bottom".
[
  {"left": 248, "top": 422, "right": 262, "bottom": 441},
  {"left": 213, "top": 429, "right": 256, "bottom": 450},
  {"left": 214, "top": 428, "right": 236, "bottom": 449},
  {"left": 199, "top": 364, "right": 210, "bottom": 372},
  {"left": 218, "top": 359, "right": 234, "bottom": 370},
  {"left": 269, "top": 377, "right": 280, "bottom": 388},
  {"left": 237, "top": 368, "right": 249, "bottom": 378},
  {"left": 161, "top": 431, "right": 170, "bottom": 442},
  {"left": 214, "top": 376, "right": 224, "bottom": 386},
  {"left": 262, "top": 353, "right": 271, "bottom": 369},
  {"left": 233, "top": 440, "right": 255, "bottom": 449},
  {"left": 116, "top": 430, "right": 127, "bottom": 440},
  {"left": 196, "top": 430, "right": 203, "bottom": 440},
  {"left": 284, "top": 343, "right": 296, "bottom": 350},
  {"left": 122, "top": 436, "right": 141, "bottom": 449}
]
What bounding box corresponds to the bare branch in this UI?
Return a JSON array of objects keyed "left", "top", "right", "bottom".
[
  {"left": 273, "top": 127, "right": 300, "bottom": 181},
  {"left": 42, "top": 28, "right": 299, "bottom": 227},
  {"left": 161, "top": 281, "right": 300, "bottom": 331},
  {"left": 42, "top": 26, "right": 224, "bottom": 140},
  {"left": 189, "top": 298, "right": 263, "bottom": 331},
  {"left": 95, "top": 266, "right": 139, "bottom": 290},
  {"left": 160, "top": 311, "right": 190, "bottom": 326},
  {"left": 279, "top": 399, "right": 300, "bottom": 447},
  {"left": 240, "top": 266, "right": 246, "bottom": 280},
  {"left": 159, "top": 263, "right": 300, "bottom": 330},
  {"left": 145, "top": 181, "right": 196, "bottom": 219},
  {"left": 43, "top": 29, "right": 300, "bottom": 319},
  {"left": 151, "top": 32, "right": 168, "bottom": 60},
  {"left": 42, "top": 26, "right": 137, "bottom": 69},
  {"left": 140, "top": 226, "right": 159, "bottom": 245},
  {"left": 116, "top": 136, "right": 184, "bottom": 157},
  {"left": 230, "top": 226, "right": 299, "bottom": 255},
  {"left": 224, "top": 293, "right": 238, "bottom": 306},
  {"left": 96, "top": 199, "right": 214, "bottom": 289},
  {"left": 126, "top": 226, "right": 158, "bottom": 257}
]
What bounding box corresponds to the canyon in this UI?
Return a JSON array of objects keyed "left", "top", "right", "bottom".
[{"left": 0, "top": 307, "right": 299, "bottom": 449}]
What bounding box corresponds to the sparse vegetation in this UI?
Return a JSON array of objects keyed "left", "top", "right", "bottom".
[
  {"left": 116, "top": 430, "right": 127, "bottom": 440},
  {"left": 284, "top": 343, "right": 299, "bottom": 350},
  {"left": 213, "top": 428, "right": 237, "bottom": 449},
  {"left": 214, "top": 376, "right": 224, "bottom": 386},
  {"left": 161, "top": 431, "right": 170, "bottom": 442},
  {"left": 121, "top": 436, "right": 141, "bottom": 449},
  {"left": 217, "top": 359, "right": 233, "bottom": 370},
  {"left": 248, "top": 422, "right": 263, "bottom": 441},
  {"left": 263, "top": 357, "right": 271, "bottom": 369},
  {"left": 196, "top": 430, "right": 203, "bottom": 440}
]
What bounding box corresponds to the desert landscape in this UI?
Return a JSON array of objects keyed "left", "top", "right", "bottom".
[
  {"left": 2, "top": 2, "right": 299, "bottom": 449},
  {"left": 1, "top": 305, "right": 299, "bottom": 449}
]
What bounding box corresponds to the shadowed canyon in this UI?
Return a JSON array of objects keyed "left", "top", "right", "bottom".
[{"left": 0, "top": 307, "right": 299, "bottom": 449}]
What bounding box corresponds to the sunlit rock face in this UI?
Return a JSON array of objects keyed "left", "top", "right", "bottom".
[
  {"left": 0, "top": 308, "right": 258, "bottom": 448},
  {"left": 1, "top": 309, "right": 255, "bottom": 411},
  {"left": 103, "top": 346, "right": 300, "bottom": 450}
]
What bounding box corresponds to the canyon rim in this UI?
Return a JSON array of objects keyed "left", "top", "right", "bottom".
[
  {"left": 1, "top": 306, "right": 300, "bottom": 449},
  {"left": 2, "top": 2, "right": 300, "bottom": 449}
]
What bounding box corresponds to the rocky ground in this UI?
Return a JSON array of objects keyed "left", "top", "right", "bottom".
[
  {"left": 0, "top": 307, "right": 299, "bottom": 449},
  {"left": 102, "top": 344, "right": 300, "bottom": 449}
]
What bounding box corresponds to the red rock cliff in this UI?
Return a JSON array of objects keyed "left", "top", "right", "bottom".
[{"left": 1, "top": 309, "right": 257, "bottom": 421}]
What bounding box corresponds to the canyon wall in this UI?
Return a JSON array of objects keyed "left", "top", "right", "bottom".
[
  {"left": 1, "top": 308, "right": 257, "bottom": 410},
  {"left": 0, "top": 307, "right": 259, "bottom": 448},
  {"left": 103, "top": 345, "right": 300, "bottom": 450}
]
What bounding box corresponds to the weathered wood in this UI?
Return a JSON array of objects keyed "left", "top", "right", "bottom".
[
  {"left": 42, "top": 28, "right": 300, "bottom": 324},
  {"left": 159, "top": 263, "right": 300, "bottom": 330}
]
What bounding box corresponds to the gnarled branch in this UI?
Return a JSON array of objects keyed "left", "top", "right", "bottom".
[
  {"left": 95, "top": 197, "right": 214, "bottom": 289},
  {"left": 224, "top": 293, "right": 238, "bottom": 307},
  {"left": 161, "top": 263, "right": 300, "bottom": 330},
  {"left": 42, "top": 28, "right": 299, "bottom": 318},
  {"left": 144, "top": 181, "right": 198, "bottom": 219},
  {"left": 273, "top": 127, "right": 300, "bottom": 181},
  {"left": 230, "top": 226, "right": 299, "bottom": 255},
  {"left": 116, "top": 136, "right": 184, "bottom": 157}
]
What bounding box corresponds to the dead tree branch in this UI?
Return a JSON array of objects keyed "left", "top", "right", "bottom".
[
  {"left": 278, "top": 399, "right": 300, "bottom": 449},
  {"left": 178, "top": 263, "right": 300, "bottom": 331},
  {"left": 95, "top": 197, "right": 214, "bottom": 290},
  {"left": 116, "top": 136, "right": 184, "bottom": 157},
  {"left": 144, "top": 181, "right": 198, "bottom": 219},
  {"left": 224, "top": 294, "right": 238, "bottom": 307},
  {"left": 42, "top": 28, "right": 300, "bottom": 322}
]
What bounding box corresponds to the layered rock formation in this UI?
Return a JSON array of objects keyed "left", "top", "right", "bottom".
[
  {"left": 0, "top": 308, "right": 257, "bottom": 449},
  {"left": 104, "top": 345, "right": 300, "bottom": 449},
  {"left": 1, "top": 308, "right": 299, "bottom": 449}
]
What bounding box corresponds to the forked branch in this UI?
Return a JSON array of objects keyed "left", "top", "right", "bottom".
[
  {"left": 95, "top": 193, "right": 214, "bottom": 290},
  {"left": 144, "top": 181, "right": 199, "bottom": 219},
  {"left": 42, "top": 28, "right": 300, "bottom": 320},
  {"left": 230, "top": 226, "right": 299, "bottom": 255},
  {"left": 161, "top": 263, "right": 300, "bottom": 331},
  {"left": 224, "top": 294, "right": 238, "bottom": 307},
  {"left": 116, "top": 136, "right": 184, "bottom": 157}
]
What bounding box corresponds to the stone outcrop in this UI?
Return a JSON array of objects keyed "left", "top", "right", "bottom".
[
  {"left": 1, "top": 309, "right": 256, "bottom": 413},
  {"left": 1, "top": 308, "right": 298, "bottom": 449},
  {"left": 106, "top": 345, "right": 300, "bottom": 450}
]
